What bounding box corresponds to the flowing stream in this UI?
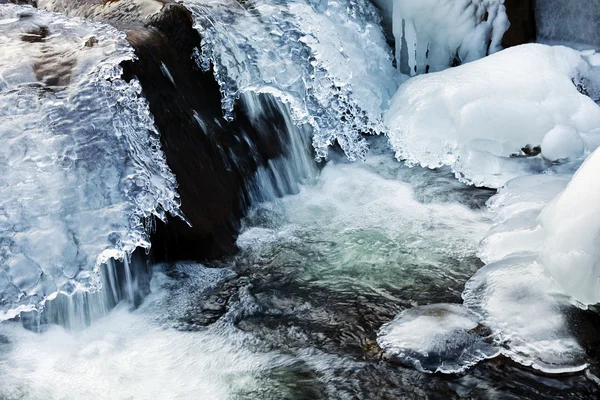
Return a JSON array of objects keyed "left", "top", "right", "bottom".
[{"left": 1, "top": 1, "right": 600, "bottom": 399}]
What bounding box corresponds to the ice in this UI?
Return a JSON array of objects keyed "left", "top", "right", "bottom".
[
  {"left": 379, "top": 148, "right": 600, "bottom": 373},
  {"left": 371, "top": 0, "right": 508, "bottom": 75},
  {"left": 463, "top": 255, "right": 588, "bottom": 373},
  {"left": 540, "top": 147, "right": 600, "bottom": 305},
  {"left": 479, "top": 174, "right": 570, "bottom": 263},
  {"left": 385, "top": 44, "right": 600, "bottom": 188},
  {"left": 461, "top": 153, "right": 600, "bottom": 372},
  {"left": 0, "top": 5, "right": 180, "bottom": 320},
  {"left": 185, "top": 0, "right": 402, "bottom": 160},
  {"left": 540, "top": 125, "right": 585, "bottom": 162},
  {"left": 377, "top": 303, "right": 498, "bottom": 374}
]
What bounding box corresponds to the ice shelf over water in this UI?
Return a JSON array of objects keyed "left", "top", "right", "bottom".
[
  {"left": 185, "top": 0, "right": 402, "bottom": 161},
  {"left": 380, "top": 40, "right": 600, "bottom": 373},
  {"left": 379, "top": 168, "right": 593, "bottom": 374},
  {"left": 385, "top": 44, "right": 600, "bottom": 188},
  {"left": 0, "top": 5, "right": 180, "bottom": 320}
]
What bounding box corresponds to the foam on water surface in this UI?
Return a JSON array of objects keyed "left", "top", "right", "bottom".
[
  {"left": 238, "top": 142, "right": 492, "bottom": 298},
  {"left": 0, "top": 264, "right": 292, "bottom": 400}
]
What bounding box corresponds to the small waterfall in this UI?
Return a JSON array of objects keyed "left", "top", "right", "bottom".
[
  {"left": 240, "top": 92, "right": 318, "bottom": 204},
  {"left": 19, "top": 251, "right": 151, "bottom": 332},
  {"left": 184, "top": 0, "right": 400, "bottom": 160}
]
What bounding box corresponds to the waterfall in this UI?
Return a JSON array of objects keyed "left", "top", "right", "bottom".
[{"left": 183, "top": 0, "right": 401, "bottom": 160}]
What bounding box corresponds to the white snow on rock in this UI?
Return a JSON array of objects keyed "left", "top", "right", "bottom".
[{"left": 385, "top": 44, "right": 600, "bottom": 188}]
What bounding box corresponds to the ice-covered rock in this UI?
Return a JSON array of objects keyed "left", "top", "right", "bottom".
[
  {"left": 0, "top": 5, "right": 180, "bottom": 320},
  {"left": 377, "top": 303, "right": 498, "bottom": 373},
  {"left": 459, "top": 148, "right": 600, "bottom": 372},
  {"left": 185, "top": 0, "right": 401, "bottom": 160},
  {"left": 385, "top": 43, "right": 600, "bottom": 188},
  {"left": 463, "top": 255, "right": 588, "bottom": 373},
  {"left": 381, "top": 145, "right": 600, "bottom": 373}
]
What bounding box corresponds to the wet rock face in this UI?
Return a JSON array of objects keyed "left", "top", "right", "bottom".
[{"left": 38, "top": 0, "right": 308, "bottom": 261}]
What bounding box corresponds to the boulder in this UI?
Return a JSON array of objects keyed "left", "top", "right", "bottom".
[{"left": 37, "top": 0, "right": 315, "bottom": 261}]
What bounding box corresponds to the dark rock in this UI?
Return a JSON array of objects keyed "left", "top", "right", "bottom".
[
  {"left": 503, "top": 0, "right": 536, "bottom": 48},
  {"left": 536, "top": 0, "right": 600, "bottom": 48},
  {"left": 38, "top": 0, "right": 316, "bottom": 261}
]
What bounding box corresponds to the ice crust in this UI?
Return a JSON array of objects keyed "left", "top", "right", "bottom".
[
  {"left": 385, "top": 44, "right": 600, "bottom": 188},
  {"left": 377, "top": 303, "right": 498, "bottom": 373},
  {"left": 184, "top": 0, "right": 402, "bottom": 160},
  {"left": 0, "top": 5, "right": 180, "bottom": 320}
]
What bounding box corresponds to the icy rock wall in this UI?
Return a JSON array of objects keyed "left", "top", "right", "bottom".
[{"left": 0, "top": 5, "right": 180, "bottom": 320}]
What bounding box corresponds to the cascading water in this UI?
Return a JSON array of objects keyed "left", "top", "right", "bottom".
[
  {"left": 184, "top": 0, "right": 401, "bottom": 160},
  {"left": 0, "top": 4, "right": 181, "bottom": 321},
  {"left": 1, "top": 0, "right": 600, "bottom": 399}
]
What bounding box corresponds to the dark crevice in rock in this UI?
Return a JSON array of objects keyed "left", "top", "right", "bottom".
[{"left": 503, "top": 0, "right": 537, "bottom": 47}]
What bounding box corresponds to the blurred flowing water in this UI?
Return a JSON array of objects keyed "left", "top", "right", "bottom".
[{"left": 0, "top": 1, "right": 599, "bottom": 399}]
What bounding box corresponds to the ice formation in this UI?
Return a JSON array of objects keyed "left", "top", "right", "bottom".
[
  {"left": 385, "top": 44, "right": 600, "bottom": 188},
  {"left": 0, "top": 5, "right": 180, "bottom": 320},
  {"left": 460, "top": 159, "right": 600, "bottom": 372},
  {"left": 540, "top": 148, "right": 600, "bottom": 305},
  {"left": 380, "top": 166, "right": 595, "bottom": 374},
  {"left": 392, "top": 146, "right": 600, "bottom": 373},
  {"left": 377, "top": 303, "right": 498, "bottom": 373},
  {"left": 184, "top": 0, "right": 401, "bottom": 160},
  {"left": 381, "top": 40, "right": 600, "bottom": 373},
  {"left": 372, "top": 0, "right": 508, "bottom": 75}
]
